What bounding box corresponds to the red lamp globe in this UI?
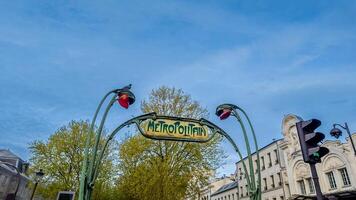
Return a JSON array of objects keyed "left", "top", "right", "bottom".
[
  {"left": 219, "top": 109, "right": 232, "bottom": 120},
  {"left": 216, "top": 104, "right": 235, "bottom": 120},
  {"left": 117, "top": 90, "right": 135, "bottom": 109}
]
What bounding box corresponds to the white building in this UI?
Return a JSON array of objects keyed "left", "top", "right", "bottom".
[
  {"left": 200, "top": 114, "right": 356, "bottom": 200},
  {"left": 191, "top": 174, "right": 234, "bottom": 200}
]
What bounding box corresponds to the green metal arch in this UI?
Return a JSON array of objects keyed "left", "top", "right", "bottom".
[{"left": 88, "top": 112, "right": 251, "bottom": 192}]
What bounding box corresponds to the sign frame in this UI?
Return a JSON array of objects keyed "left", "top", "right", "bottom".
[
  {"left": 56, "top": 191, "right": 75, "bottom": 200},
  {"left": 136, "top": 115, "right": 217, "bottom": 143}
]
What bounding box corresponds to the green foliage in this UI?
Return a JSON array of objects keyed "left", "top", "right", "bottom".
[
  {"left": 28, "top": 87, "right": 225, "bottom": 200},
  {"left": 116, "top": 86, "right": 225, "bottom": 200},
  {"left": 29, "top": 120, "right": 117, "bottom": 200}
]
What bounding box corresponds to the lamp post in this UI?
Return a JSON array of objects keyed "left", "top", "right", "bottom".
[
  {"left": 215, "top": 104, "right": 261, "bottom": 200},
  {"left": 79, "top": 85, "right": 135, "bottom": 200},
  {"left": 30, "top": 169, "right": 44, "bottom": 200},
  {"left": 330, "top": 122, "right": 356, "bottom": 156}
]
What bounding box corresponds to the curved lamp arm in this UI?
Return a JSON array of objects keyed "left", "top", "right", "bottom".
[
  {"left": 216, "top": 103, "right": 261, "bottom": 199},
  {"left": 231, "top": 109, "right": 256, "bottom": 192},
  {"left": 333, "top": 123, "right": 347, "bottom": 130},
  {"left": 87, "top": 95, "right": 117, "bottom": 185},
  {"left": 79, "top": 89, "right": 118, "bottom": 200},
  {"left": 199, "top": 118, "right": 252, "bottom": 189},
  {"left": 233, "top": 106, "right": 261, "bottom": 199}
]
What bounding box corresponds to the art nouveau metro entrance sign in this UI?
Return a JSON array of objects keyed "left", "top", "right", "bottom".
[
  {"left": 141, "top": 117, "right": 210, "bottom": 142},
  {"left": 80, "top": 86, "right": 262, "bottom": 200}
]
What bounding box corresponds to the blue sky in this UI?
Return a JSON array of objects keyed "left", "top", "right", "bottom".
[{"left": 1, "top": 1, "right": 356, "bottom": 175}]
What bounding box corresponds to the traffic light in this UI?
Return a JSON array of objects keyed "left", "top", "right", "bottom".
[{"left": 296, "top": 119, "right": 329, "bottom": 164}]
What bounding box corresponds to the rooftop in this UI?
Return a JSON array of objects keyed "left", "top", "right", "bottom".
[
  {"left": 236, "top": 138, "right": 283, "bottom": 164},
  {"left": 0, "top": 149, "right": 21, "bottom": 159},
  {"left": 211, "top": 181, "right": 238, "bottom": 196}
]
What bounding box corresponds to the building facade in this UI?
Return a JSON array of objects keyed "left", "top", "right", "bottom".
[
  {"left": 188, "top": 175, "right": 234, "bottom": 200},
  {"left": 280, "top": 114, "right": 356, "bottom": 199},
  {"left": 0, "top": 149, "right": 33, "bottom": 200},
  {"left": 200, "top": 114, "right": 356, "bottom": 200}
]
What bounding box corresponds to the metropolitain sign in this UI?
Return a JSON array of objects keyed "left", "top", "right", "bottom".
[{"left": 139, "top": 117, "right": 211, "bottom": 142}]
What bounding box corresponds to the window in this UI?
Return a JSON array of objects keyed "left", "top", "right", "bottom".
[
  {"left": 280, "top": 196, "right": 284, "bottom": 200},
  {"left": 245, "top": 185, "right": 248, "bottom": 196},
  {"left": 326, "top": 172, "right": 337, "bottom": 189},
  {"left": 267, "top": 153, "right": 272, "bottom": 167},
  {"left": 277, "top": 172, "right": 282, "bottom": 186},
  {"left": 306, "top": 178, "right": 314, "bottom": 194},
  {"left": 261, "top": 156, "right": 265, "bottom": 170},
  {"left": 232, "top": 193, "right": 234, "bottom": 200},
  {"left": 255, "top": 160, "right": 258, "bottom": 173},
  {"left": 240, "top": 186, "right": 243, "bottom": 197},
  {"left": 271, "top": 175, "right": 275, "bottom": 188},
  {"left": 263, "top": 178, "right": 267, "bottom": 191},
  {"left": 274, "top": 149, "right": 279, "bottom": 164},
  {"left": 339, "top": 168, "right": 351, "bottom": 186},
  {"left": 297, "top": 180, "right": 306, "bottom": 194},
  {"left": 239, "top": 167, "right": 242, "bottom": 180}
]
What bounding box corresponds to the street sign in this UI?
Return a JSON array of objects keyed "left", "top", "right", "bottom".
[{"left": 140, "top": 117, "right": 211, "bottom": 142}]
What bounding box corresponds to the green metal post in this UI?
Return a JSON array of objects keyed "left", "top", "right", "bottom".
[
  {"left": 232, "top": 110, "right": 256, "bottom": 198},
  {"left": 216, "top": 104, "right": 261, "bottom": 200},
  {"left": 91, "top": 122, "right": 128, "bottom": 184},
  {"left": 218, "top": 128, "right": 252, "bottom": 189},
  {"left": 235, "top": 107, "right": 261, "bottom": 200},
  {"left": 79, "top": 90, "right": 116, "bottom": 200},
  {"left": 86, "top": 96, "right": 117, "bottom": 199}
]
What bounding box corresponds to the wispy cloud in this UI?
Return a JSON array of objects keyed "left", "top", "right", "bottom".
[{"left": 0, "top": 1, "right": 355, "bottom": 175}]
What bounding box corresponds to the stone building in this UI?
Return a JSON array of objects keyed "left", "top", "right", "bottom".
[
  {"left": 210, "top": 181, "right": 238, "bottom": 200},
  {"left": 188, "top": 174, "right": 234, "bottom": 200},
  {"left": 198, "top": 114, "right": 356, "bottom": 200},
  {"left": 0, "top": 149, "right": 32, "bottom": 200}
]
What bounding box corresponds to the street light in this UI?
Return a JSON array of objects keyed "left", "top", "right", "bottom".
[
  {"left": 30, "top": 169, "right": 45, "bottom": 200},
  {"left": 79, "top": 84, "right": 136, "bottom": 200},
  {"left": 216, "top": 104, "right": 261, "bottom": 200},
  {"left": 330, "top": 122, "right": 356, "bottom": 155},
  {"left": 117, "top": 87, "right": 135, "bottom": 109}
]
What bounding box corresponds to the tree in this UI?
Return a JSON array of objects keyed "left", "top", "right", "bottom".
[
  {"left": 29, "top": 120, "right": 117, "bottom": 200},
  {"left": 116, "top": 86, "right": 225, "bottom": 200}
]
